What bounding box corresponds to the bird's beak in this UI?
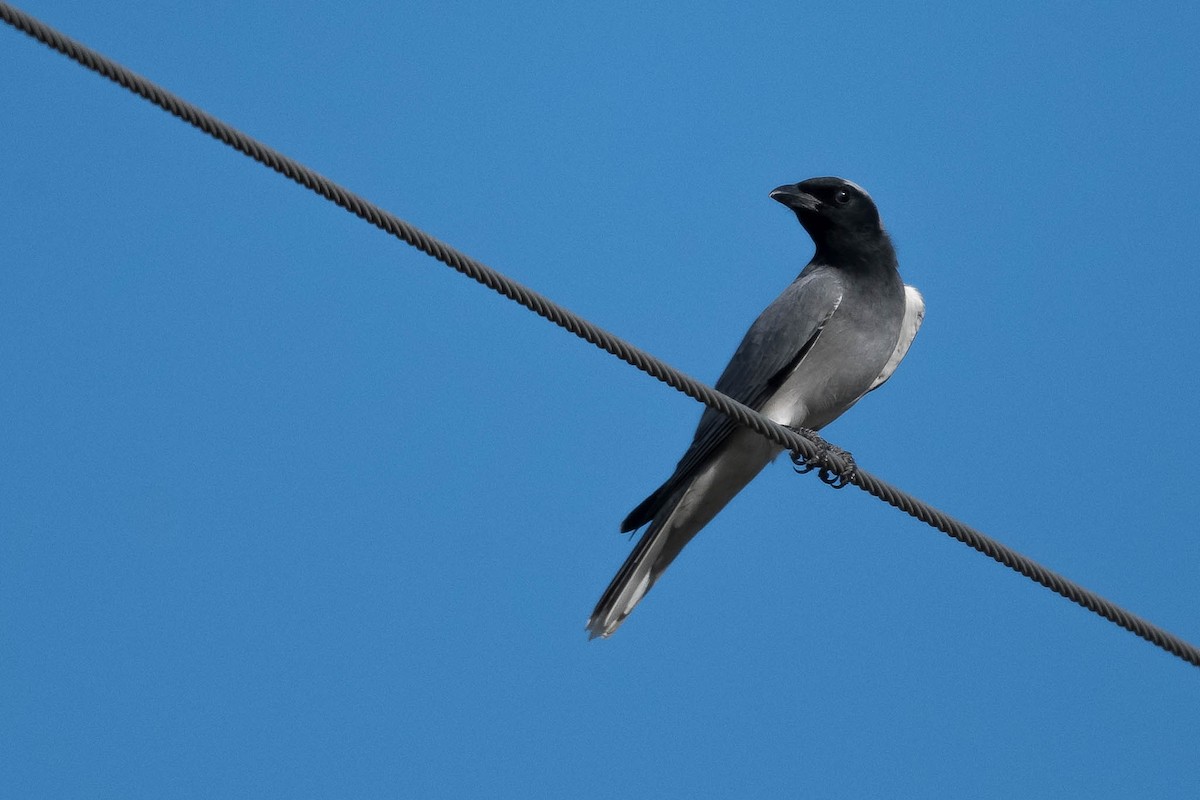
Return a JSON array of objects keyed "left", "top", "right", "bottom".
[{"left": 769, "top": 184, "right": 819, "bottom": 212}]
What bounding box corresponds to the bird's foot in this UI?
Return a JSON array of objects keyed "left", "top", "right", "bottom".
[{"left": 788, "top": 427, "right": 857, "bottom": 489}]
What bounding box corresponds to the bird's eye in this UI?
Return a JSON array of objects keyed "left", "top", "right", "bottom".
[{"left": 834, "top": 189, "right": 852, "bottom": 205}]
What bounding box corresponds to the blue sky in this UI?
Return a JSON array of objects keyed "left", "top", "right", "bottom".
[{"left": 3, "top": 2, "right": 1199, "bottom": 797}]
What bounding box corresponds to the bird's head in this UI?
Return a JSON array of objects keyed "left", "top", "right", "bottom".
[{"left": 769, "top": 177, "right": 885, "bottom": 254}]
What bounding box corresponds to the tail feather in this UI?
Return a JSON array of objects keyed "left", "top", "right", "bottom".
[
  {"left": 587, "top": 493, "right": 683, "bottom": 638},
  {"left": 591, "top": 427, "right": 778, "bottom": 638}
]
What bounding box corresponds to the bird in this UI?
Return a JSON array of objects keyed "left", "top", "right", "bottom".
[{"left": 587, "top": 177, "right": 924, "bottom": 639}]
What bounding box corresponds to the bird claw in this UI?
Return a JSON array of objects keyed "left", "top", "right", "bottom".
[{"left": 788, "top": 427, "right": 857, "bottom": 489}]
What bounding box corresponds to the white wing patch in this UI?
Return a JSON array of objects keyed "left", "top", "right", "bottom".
[{"left": 868, "top": 285, "right": 925, "bottom": 392}]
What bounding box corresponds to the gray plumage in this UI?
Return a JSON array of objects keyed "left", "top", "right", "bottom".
[{"left": 587, "top": 177, "right": 924, "bottom": 639}]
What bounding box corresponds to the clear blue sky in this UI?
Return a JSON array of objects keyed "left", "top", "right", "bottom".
[{"left": 3, "top": 3, "right": 1199, "bottom": 797}]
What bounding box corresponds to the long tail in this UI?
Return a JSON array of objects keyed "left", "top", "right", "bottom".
[
  {"left": 586, "top": 488, "right": 688, "bottom": 639},
  {"left": 588, "top": 428, "right": 779, "bottom": 638}
]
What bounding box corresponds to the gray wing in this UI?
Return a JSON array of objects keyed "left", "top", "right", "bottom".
[
  {"left": 621, "top": 267, "right": 844, "bottom": 532},
  {"left": 866, "top": 285, "right": 924, "bottom": 393}
]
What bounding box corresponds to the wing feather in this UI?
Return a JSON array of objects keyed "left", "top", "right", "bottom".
[
  {"left": 621, "top": 268, "right": 844, "bottom": 531},
  {"left": 867, "top": 285, "right": 924, "bottom": 393}
]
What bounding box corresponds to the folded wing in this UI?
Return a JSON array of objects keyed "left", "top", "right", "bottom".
[{"left": 867, "top": 285, "right": 924, "bottom": 393}]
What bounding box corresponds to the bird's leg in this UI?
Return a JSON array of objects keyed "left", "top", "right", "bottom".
[{"left": 787, "top": 427, "right": 857, "bottom": 489}]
